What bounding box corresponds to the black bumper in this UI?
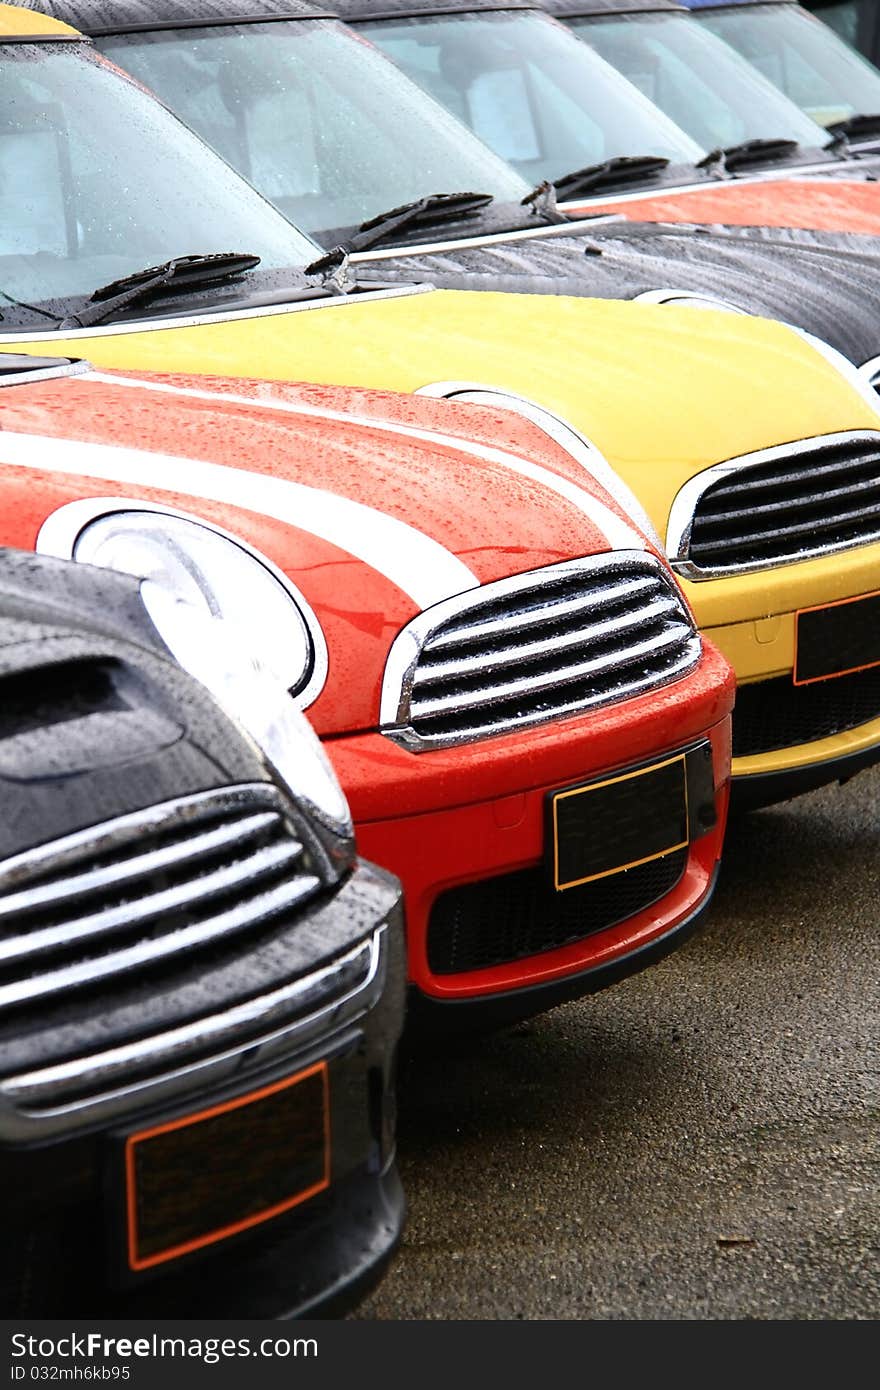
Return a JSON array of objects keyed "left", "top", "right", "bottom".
[{"left": 0, "top": 872, "right": 406, "bottom": 1318}]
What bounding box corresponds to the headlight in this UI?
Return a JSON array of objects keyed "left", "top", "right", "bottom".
[
  {"left": 67, "top": 508, "right": 318, "bottom": 697},
  {"left": 37, "top": 502, "right": 349, "bottom": 841},
  {"left": 141, "top": 581, "right": 352, "bottom": 843}
]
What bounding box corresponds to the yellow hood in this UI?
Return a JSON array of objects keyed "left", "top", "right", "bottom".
[{"left": 8, "top": 287, "right": 877, "bottom": 534}]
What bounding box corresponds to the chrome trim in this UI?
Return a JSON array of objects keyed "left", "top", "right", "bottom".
[
  {"left": 381, "top": 551, "right": 700, "bottom": 751},
  {"left": 414, "top": 382, "right": 661, "bottom": 549},
  {"left": 554, "top": 163, "right": 857, "bottom": 214},
  {"left": 0, "top": 282, "right": 434, "bottom": 345},
  {"left": 348, "top": 213, "right": 625, "bottom": 262},
  {"left": 861, "top": 356, "right": 880, "bottom": 393},
  {"left": 37, "top": 496, "right": 329, "bottom": 709},
  {"left": 633, "top": 289, "right": 746, "bottom": 314},
  {"left": 0, "top": 358, "right": 91, "bottom": 388},
  {"left": 0, "top": 930, "right": 384, "bottom": 1142},
  {"left": 667, "top": 430, "right": 880, "bottom": 579},
  {"left": 0, "top": 782, "right": 327, "bottom": 1009}
]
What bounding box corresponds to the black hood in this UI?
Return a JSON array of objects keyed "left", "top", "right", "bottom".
[
  {"left": 0, "top": 546, "right": 271, "bottom": 861},
  {"left": 354, "top": 218, "right": 880, "bottom": 367}
]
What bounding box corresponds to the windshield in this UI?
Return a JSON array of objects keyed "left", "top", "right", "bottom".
[
  {"left": 354, "top": 10, "right": 703, "bottom": 186},
  {"left": 574, "top": 11, "right": 830, "bottom": 152},
  {"left": 99, "top": 19, "right": 530, "bottom": 242},
  {"left": 0, "top": 41, "right": 317, "bottom": 322},
  {"left": 697, "top": 2, "right": 880, "bottom": 130}
]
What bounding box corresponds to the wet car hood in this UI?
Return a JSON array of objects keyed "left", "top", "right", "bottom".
[
  {"left": 567, "top": 174, "right": 880, "bottom": 235},
  {"left": 352, "top": 218, "right": 880, "bottom": 368},
  {"left": 0, "top": 360, "right": 653, "bottom": 737},
  {"left": 0, "top": 545, "right": 272, "bottom": 859}
]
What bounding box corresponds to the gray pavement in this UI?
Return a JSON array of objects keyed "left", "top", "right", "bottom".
[{"left": 359, "top": 766, "right": 880, "bottom": 1319}]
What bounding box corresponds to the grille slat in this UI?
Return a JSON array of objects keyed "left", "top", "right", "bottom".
[
  {"left": 412, "top": 625, "right": 691, "bottom": 719},
  {"left": 0, "top": 839, "right": 306, "bottom": 970},
  {"left": 0, "top": 811, "right": 279, "bottom": 923},
  {"left": 417, "top": 595, "right": 681, "bottom": 681},
  {"left": 676, "top": 432, "right": 880, "bottom": 575},
  {"left": 425, "top": 574, "right": 659, "bottom": 652},
  {"left": 382, "top": 554, "right": 701, "bottom": 751},
  {"left": 0, "top": 786, "right": 324, "bottom": 1016}
]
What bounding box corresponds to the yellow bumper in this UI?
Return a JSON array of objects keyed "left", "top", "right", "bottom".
[{"left": 692, "top": 540, "right": 880, "bottom": 779}]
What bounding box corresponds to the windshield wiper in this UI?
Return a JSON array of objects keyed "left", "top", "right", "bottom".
[
  {"left": 57, "top": 252, "right": 261, "bottom": 330},
  {"left": 548, "top": 155, "right": 669, "bottom": 201},
  {"left": 338, "top": 192, "right": 495, "bottom": 253},
  {"left": 697, "top": 138, "right": 799, "bottom": 174},
  {"left": 826, "top": 113, "right": 880, "bottom": 145}
]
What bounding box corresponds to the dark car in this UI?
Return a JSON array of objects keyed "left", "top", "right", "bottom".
[
  {"left": 805, "top": 0, "right": 880, "bottom": 68},
  {"left": 0, "top": 426, "right": 405, "bottom": 1316},
  {"left": 544, "top": 0, "right": 880, "bottom": 162},
  {"left": 683, "top": 0, "right": 880, "bottom": 153},
  {"left": 44, "top": 0, "right": 880, "bottom": 384}
]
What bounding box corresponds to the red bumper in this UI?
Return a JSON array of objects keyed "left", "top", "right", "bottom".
[{"left": 326, "top": 643, "right": 734, "bottom": 1003}]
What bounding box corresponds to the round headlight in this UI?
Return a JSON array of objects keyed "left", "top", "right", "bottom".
[
  {"left": 141, "top": 581, "right": 352, "bottom": 843},
  {"left": 68, "top": 509, "right": 318, "bottom": 697},
  {"left": 37, "top": 502, "right": 348, "bottom": 841}
]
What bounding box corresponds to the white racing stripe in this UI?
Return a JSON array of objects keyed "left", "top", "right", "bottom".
[
  {"left": 81, "top": 371, "right": 642, "bottom": 549},
  {"left": 0, "top": 430, "right": 477, "bottom": 610}
]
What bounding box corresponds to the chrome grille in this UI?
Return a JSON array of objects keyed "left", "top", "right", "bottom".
[
  {"left": 0, "top": 785, "right": 322, "bottom": 1015},
  {"left": 668, "top": 431, "right": 880, "bottom": 578},
  {"left": 380, "top": 552, "right": 701, "bottom": 750}
]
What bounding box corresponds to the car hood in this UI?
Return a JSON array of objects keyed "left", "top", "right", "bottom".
[
  {"left": 0, "top": 359, "right": 656, "bottom": 737},
  {"left": 354, "top": 219, "right": 880, "bottom": 368},
  {"left": 569, "top": 175, "right": 880, "bottom": 235},
  {"left": 7, "top": 284, "right": 877, "bottom": 515}
]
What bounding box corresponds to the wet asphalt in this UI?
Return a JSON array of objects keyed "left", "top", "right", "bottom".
[{"left": 358, "top": 766, "right": 879, "bottom": 1320}]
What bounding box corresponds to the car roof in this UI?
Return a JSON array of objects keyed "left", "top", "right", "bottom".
[
  {"left": 681, "top": 1, "right": 796, "bottom": 10},
  {"left": 331, "top": 1, "right": 540, "bottom": 20},
  {"left": 6, "top": 1, "right": 332, "bottom": 35},
  {"left": 0, "top": 3, "right": 81, "bottom": 38},
  {"left": 542, "top": 1, "right": 684, "bottom": 17}
]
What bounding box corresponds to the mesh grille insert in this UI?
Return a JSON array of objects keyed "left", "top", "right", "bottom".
[
  {"left": 428, "top": 849, "right": 688, "bottom": 976},
  {"left": 733, "top": 667, "right": 880, "bottom": 757}
]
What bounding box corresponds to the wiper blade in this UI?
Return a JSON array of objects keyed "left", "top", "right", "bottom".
[
  {"left": 342, "top": 192, "right": 494, "bottom": 252},
  {"left": 697, "top": 138, "right": 799, "bottom": 173},
  {"left": 58, "top": 252, "right": 261, "bottom": 330},
  {"left": 550, "top": 155, "right": 669, "bottom": 200},
  {"left": 826, "top": 113, "right": 880, "bottom": 143}
]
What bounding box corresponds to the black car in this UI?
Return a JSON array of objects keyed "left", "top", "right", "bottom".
[
  {"left": 0, "top": 535, "right": 405, "bottom": 1317},
  {"left": 40, "top": 0, "right": 880, "bottom": 384},
  {"left": 806, "top": 0, "right": 880, "bottom": 68},
  {"left": 545, "top": 0, "right": 880, "bottom": 170}
]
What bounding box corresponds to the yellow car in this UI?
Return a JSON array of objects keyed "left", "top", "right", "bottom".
[{"left": 4, "top": 5, "right": 880, "bottom": 805}]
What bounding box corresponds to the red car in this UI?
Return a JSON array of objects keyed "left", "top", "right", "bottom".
[{"left": 0, "top": 354, "right": 734, "bottom": 1027}]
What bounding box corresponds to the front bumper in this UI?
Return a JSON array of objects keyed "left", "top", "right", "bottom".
[
  {"left": 328, "top": 643, "right": 734, "bottom": 1008},
  {"left": 0, "top": 864, "right": 406, "bottom": 1318},
  {"left": 684, "top": 541, "right": 880, "bottom": 802}
]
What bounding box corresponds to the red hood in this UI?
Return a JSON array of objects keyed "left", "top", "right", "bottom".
[
  {"left": 0, "top": 366, "right": 654, "bottom": 736},
  {"left": 566, "top": 176, "right": 880, "bottom": 235}
]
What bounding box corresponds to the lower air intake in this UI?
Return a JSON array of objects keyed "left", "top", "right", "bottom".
[
  {"left": 732, "top": 666, "right": 880, "bottom": 757},
  {"left": 427, "top": 849, "right": 687, "bottom": 976}
]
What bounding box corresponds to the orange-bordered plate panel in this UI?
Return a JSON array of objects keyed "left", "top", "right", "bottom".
[
  {"left": 794, "top": 589, "right": 880, "bottom": 686},
  {"left": 125, "top": 1062, "right": 330, "bottom": 1272},
  {"left": 549, "top": 753, "right": 690, "bottom": 894}
]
